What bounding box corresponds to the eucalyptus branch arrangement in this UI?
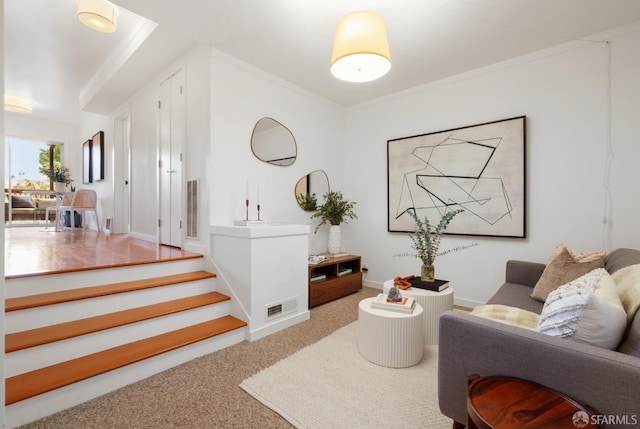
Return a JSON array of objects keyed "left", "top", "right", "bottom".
[
  {"left": 311, "top": 191, "right": 357, "bottom": 233},
  {"left": 405, "top": 208, "right": 464, "bottom": 267}
]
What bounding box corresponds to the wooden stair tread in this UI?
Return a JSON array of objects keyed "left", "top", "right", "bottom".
[
  {"left": 5, "top": 316, "right": 247, "bottom": 405},
  {"left": 5, "top": 292, "right": 231, "bottom": 353},
  {"left": 5, "top": 271, "right": 216, "bottom": 312}
]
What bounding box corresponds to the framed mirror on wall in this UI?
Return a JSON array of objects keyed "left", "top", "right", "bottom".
[
  {"left": 251, "top": 117, "right": 297, "bottom": 166},
  {"left": 295, "top": 170, "right": 329, "bottom": 211}
]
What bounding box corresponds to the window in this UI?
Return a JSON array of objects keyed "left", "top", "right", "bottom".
[{"left": 4, "top": 136, "right": 63, "bottom": 225}]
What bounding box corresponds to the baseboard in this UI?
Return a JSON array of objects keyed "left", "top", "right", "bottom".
[
  {"left": 128, "top": 231, "right": 157, "bottom": 243},
  {"left": 203, "top": 255, "right": 250, "bottom": 322},
  {"left": 362, "top": 279, "right": 382, "bottom": 289},
  {"left": 248, "top": 311, "right": 310, "bottom": 342},
  {"left": 184, "top": 242, "right": 206, "bottom": 255},
  {"left": 453, "top": 297, "right": 483, "bottom": 309}
]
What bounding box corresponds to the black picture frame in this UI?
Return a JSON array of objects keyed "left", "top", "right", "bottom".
[
  {"left": 387, "top": 116, "right": 526, "bottom": 238},
  {"left": 82, "top": 140, "right": 92, "bottom": 184},
  {"left": 91, "top": 131, "right": 105, "bottom": 181}
]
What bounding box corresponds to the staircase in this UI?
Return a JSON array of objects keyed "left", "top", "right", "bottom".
[{"left": 4, "top": 255, "right": 247, "bottom": 428}]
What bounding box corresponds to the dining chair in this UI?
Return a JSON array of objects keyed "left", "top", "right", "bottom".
[
  {"left": 52, "top": 189, "right": 100, "bottom": 231},
  {"left": 45, "top": 193, "right": 73, "bottom": 230}
]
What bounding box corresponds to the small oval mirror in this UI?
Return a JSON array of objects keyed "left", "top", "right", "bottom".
[
  {"left": 251, "top": 117, "right": 297, "bottom": 166},
  {"left": 295, "top": 170, "right": 330, "bottom": 211}
]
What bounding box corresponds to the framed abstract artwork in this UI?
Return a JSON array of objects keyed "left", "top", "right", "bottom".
[
  {"left": 82, "top": 140, "right": 92, "bottom": 184},
  {"left": 387, "top": 116, "right": 526, "bottom": 238},
  {"left": 91, "top": 131, "right": 105, "bottom": 182}
]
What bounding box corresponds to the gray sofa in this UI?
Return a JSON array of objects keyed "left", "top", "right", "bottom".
[{"left": 438, "top": 248, "right": 640, "bottom": 428}]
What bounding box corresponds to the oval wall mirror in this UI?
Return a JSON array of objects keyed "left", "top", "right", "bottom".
[
  {"left": 251, "top": 117, "right": 297, "bottom": 166},
  {"left": 295, "top": 170, "right": 330, "bottom": 211}
]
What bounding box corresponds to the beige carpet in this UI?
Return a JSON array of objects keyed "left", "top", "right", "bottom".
[
  {"left": 21, "top": 287, "right": 457, "bottom": 428},
  {"left": 241, "top": 322, "right": 450, "bottom": 429},
  {"left": 21, "top": 287, "right": 380, "bottom": 429}
]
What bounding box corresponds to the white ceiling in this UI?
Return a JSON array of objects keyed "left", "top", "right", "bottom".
[{"left": 5, "top": 0, "right": 640, "bottom": 126}]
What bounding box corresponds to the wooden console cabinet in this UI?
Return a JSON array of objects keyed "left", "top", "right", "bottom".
[{"left": 309, "top": 254, "right": 362, "bottom": 308}]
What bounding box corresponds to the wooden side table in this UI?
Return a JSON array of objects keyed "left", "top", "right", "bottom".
[
  {"left": 357, "top": 297, "right": 424, "bottom": 368},
  {"left": 309, "top": 254, "right": 362, "bottom": 308},
  {"left": 466, "top": 375, "right": 602, "bottom": 429}
]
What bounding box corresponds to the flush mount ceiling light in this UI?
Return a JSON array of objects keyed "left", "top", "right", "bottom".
[
  {"left": 77, "top": 0, "right": 119, "bottom": 33},
  {"left": 330, "top": 11, "right": 391, "bottom": 83},
  {"left": 4, "top": 95, "right": 33, "bottom": 114}
]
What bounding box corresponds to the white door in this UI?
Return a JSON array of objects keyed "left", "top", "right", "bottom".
[
  {"left": 159, "top": 70, "right": 184, "bottom": 247},
  {"left": 122, "top": 116, "right": 131, "bottom": 233},
  {"left": 113, "top": 115, "right": 130, "bottom": 234}
]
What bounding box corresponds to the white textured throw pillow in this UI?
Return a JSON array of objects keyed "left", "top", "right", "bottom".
[
  {"left": 573, "top": 274, "right": 627, "bottom": 349},
  {"left": 537, "top": 269, "right": 606, "bottom": 338},
  {"left": 537, "top": 268, "right": 627, "bottom": 350}
]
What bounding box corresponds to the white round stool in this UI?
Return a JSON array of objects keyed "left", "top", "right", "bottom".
[
  {"left": 383, "top": 280, "right": 454, "bottom": 345},
  {"left": 357, "top": 297, "right": 424, "bottom": 368}
]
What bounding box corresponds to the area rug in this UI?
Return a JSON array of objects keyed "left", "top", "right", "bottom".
[{"left": 240, "top": 321, "right": 450, "bottom": 429}]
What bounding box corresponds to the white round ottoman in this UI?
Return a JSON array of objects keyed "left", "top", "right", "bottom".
[
  {"left": 357, "top": 297, "right": 424, "bottom": 368},
  {"left": 383, "top": 280, "right": 454, "bottom": 345}
]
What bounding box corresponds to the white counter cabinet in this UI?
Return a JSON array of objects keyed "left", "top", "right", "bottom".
[{"left": 210, "top": 224, "right": 310, "bottom": 341}]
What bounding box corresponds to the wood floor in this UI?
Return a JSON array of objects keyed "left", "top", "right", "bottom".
[{"left": 4, "top": 227, "right": 202, "bottom": 279}]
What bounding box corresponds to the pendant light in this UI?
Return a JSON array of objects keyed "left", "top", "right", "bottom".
[
  {"left": 77, "top": 0, "right": 119, "bottom": 33},
  {"left": 4, "top": 96, "right": 33, "bottom": 114},
  {"left": 330, "top": 11, "right": 391, "bottom": 83}
]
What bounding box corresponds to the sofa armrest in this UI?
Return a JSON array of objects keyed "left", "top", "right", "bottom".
[
  {"left": 505, "top": 260, "right": 545, "bottom": 287},
  {"left": 438, "top": 311, "right": 640, "bottom": 427}
]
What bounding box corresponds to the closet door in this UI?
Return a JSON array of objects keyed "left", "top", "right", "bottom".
[{"left": 158, "top": 69, "right": 184, "bottom": 247}]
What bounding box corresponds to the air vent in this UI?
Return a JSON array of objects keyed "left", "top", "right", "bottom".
[
  {"left": 187, "top": 179, "right": 198, "bottom": 238},
  {"left": 265, "top": 297, "right": 297, "bottom": 321}
]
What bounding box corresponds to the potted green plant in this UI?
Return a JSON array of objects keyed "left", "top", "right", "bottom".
[
  {"left": 311, "top": 191, "right": 357, "bottom": 254},
  {"left": 41, "top": 166, "right": 73, "bottom": 192}
]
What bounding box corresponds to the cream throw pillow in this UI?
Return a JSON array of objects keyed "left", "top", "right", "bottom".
[
  {"left": 573, "top": 273, "right": 627, "bottom": 349},
  {"left": 531, "top": 247, "right": 605, "bottom": 302},
  {"left": 611, "top": 263, "right": 640, "bottom": 325},
  {"left": 537, "top": 269, "right": 604, "bottom": 338},
  {"left": 537, "top": 268, "right": 627, "bottom": 350}
]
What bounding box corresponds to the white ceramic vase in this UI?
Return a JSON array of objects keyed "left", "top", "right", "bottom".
[
  {"left": 54, "top": 182, "right": 65, "bottom": 192},
  {"left": 328, "top": 224, "right": 342, "bottom": 255}
]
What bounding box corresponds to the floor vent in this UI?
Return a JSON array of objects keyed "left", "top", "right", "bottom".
[
  {"left": 265, "top": 298, "right": 297, "bottom": 321},
  {"left": 187, "top": 179, "right": 198, "bottom": 238}
]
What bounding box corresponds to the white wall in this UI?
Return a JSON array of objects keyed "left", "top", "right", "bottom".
[
  {"left": 343, "top": 29, "right": 640, "bottom": 307},
  {"left": 77, "top": 112, "right": 113, "bottom": 231},
  {"left": 1, "top": 0, "right": 6, "bottom": 419},
  {"left": 4, "top": 115, "right": 80, "bottom": 187},
  {"left": 4, "top": 115, "right": 78, "bottom": 148},
  {"left": 608, "top": 29, "right": 640, "bottom": 249},
  {"left": 210, "top": 50, "right": 346, "bottom": 255},
  {"left": 128, "top": 79, "right": 160, "bottom": 241},
  {"left": 184, "top": 44, "right": 212, "bottom": 253}
]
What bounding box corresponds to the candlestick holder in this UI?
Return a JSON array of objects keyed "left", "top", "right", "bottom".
[{"left": 234, "top": 192, "right": 267, "bottom": 226}]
